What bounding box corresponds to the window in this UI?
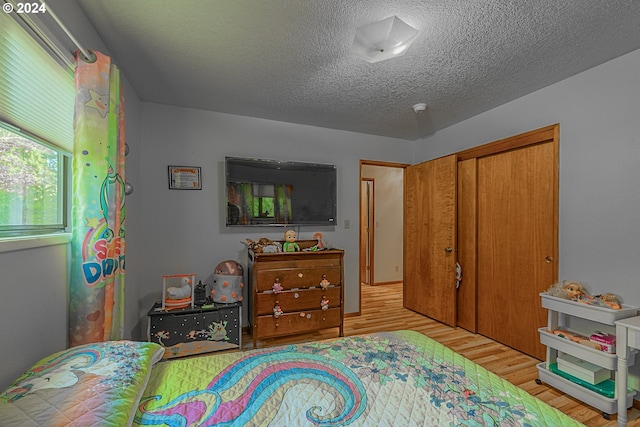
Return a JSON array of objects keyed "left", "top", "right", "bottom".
[
  {"left": 0, "top": 125, "right": 68, "bottom": 237},
  {"left": 252, "top": 184, "right": 275, "bottom": 219},
  {"left": 0, "top": 10, "right": 74, "bottom": 238}
]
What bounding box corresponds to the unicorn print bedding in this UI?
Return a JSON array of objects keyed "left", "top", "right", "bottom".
[{"left": 0, "top": 330, "right": 583, "bottom": 426}]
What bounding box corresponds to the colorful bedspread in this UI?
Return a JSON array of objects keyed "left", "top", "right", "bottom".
[{"left": 134, "top": 330, "right": 583, "bottom": 426}]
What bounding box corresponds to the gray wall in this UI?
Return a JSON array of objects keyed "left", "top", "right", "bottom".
[
  {"left": 136, "top": 103, "right": 412, "bottom": 333},
  {"left": 414, "top": 47, "right": 640, "bottom": 310},
  {"left": 413, "top": 47, "right": 640, "bottom": 390}
]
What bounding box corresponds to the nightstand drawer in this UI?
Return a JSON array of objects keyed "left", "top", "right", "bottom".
[
  {"left": 255, "top": 286, "right": 341, "bottom": 315},
  {"left": 256, "top": 307, "right": 341, "bottom": 338},
  {"left": 255, "top": 266, "right": 341, "bottom": 292}
]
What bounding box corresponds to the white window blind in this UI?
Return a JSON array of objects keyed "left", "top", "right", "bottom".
[{"left": 0, "top": 11, "right": 74, "bottom": 153}]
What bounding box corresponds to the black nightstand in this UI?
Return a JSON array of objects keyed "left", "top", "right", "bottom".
[{"left": 147, "top": 302, "right": 241, "bottom": 359}]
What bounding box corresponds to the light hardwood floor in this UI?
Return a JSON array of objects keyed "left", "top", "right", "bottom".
[{"left": 243, "top": 283, "right": 640, "bottom": 426}]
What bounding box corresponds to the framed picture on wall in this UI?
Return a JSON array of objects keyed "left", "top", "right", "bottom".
[{"left": 168, "top": 166, "right": 202, "bottom": 190}]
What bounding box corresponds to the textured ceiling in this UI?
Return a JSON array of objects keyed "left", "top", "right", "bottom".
[{"left": 75, "top": 0, "right": 640, "bottom": 141}]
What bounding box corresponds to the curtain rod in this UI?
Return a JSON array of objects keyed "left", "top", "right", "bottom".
[{"left": 45, "top": 2, "right": 96, "bottom": 63}]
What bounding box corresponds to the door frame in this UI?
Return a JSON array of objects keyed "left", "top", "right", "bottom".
[
  {"left": 360, "top": 178, "right": 374, "bottom": 287},
  {"left": 358, "top": 160, "right": 409, "bottom": 316}
]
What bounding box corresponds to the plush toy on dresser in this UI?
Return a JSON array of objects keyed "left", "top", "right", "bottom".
[
  {"left": 245, "top": 237, "right": 281, "bottom": 253},
  {"left": 283, "top": 229, "right": 300, "bottom": 252},
  {"left": 167, "top": 276, "right": 192, "bottom": 299}
]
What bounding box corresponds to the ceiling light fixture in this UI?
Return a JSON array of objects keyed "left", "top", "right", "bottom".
[{"left": 351, "top": 16, "right": 419, "bottom": 63}]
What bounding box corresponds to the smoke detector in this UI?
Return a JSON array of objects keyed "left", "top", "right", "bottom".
[{"left": 412, "top": 103, "right": 427, "bottom": 113}]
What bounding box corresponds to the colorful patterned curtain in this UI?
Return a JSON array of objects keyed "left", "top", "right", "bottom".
[
  {"left": 69, "top": 51, "right": 126, "bottom": 347},
  {"left": 275, "top": 184, "right": 293, "bottom": 223},
  {"left": 227, "top": 182, "right": 252, "bottom": 225}
]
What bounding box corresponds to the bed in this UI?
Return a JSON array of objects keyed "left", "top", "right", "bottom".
[{"left": 0, "top": 330, "right": 584, "bottom": 426}]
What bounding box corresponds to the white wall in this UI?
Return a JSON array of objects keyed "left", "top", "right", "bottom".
[{"left": 137, "top": 103, "right": 412, "bottom": 333}]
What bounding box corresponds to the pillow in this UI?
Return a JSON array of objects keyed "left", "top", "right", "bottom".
[{"left": 0, "top": 340, "right": 164, "bottom": 427}]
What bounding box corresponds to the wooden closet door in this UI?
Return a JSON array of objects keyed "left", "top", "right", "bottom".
[
  {"left": 404, "top": 155, "right": 457, "bottom": 327},
  {"left": 476, "top": 142, "right": 556, "bottom": 360}
]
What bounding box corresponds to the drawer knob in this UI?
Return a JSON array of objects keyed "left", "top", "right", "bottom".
[
  {"left": 320, "top": 274, "right": 330, "bottom": 290},
  {"left": 298, "top": 272, "right": 304, "bottom": 278},
  {"left": 294, "top": 292, "right": 299, "bottom": 299},
  {"left": 273, "top": 302, "right": 283, "bottom": 318},
  {"left": 321, "top": 296, "right": 329, "bottom": 310},
  {"left": 272, "top": 278, "right": 283, "bottom": 294}
]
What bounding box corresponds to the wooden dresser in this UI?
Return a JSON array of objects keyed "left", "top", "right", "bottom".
[{"left": 248, "top": 248, "right": 344, "bottom": 348}]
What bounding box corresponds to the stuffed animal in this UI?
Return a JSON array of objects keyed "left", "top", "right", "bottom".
[
  {"left": 167, "top": 276, "right": 192, "bottom": 299},
  {"left": 282, "top": 230, "right": 300, "bottom": 252},
  {"left": 309, "top": 232, "right": 330, "bottom": 251},
  {"left": 245, "top": 238, "right": 281, "bottom": 253}
]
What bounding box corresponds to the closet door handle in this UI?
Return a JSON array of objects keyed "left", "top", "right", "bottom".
[{"left": 444, "top": 247, "right": 453, "bottom": 253}]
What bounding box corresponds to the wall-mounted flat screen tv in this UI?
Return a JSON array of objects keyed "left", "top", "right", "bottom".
[{"left": 225, "top": 156, "right": 337, "bottom": 227}]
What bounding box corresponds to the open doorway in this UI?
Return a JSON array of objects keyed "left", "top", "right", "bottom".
[{"left": 359, "top": 160, "right": 407, "bottom": 311}]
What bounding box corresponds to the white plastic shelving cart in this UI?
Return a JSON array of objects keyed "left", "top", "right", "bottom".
[{"left": 536, "top": 293, "right": 638, "bottom": 419}]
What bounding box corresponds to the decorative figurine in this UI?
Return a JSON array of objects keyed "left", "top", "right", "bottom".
[
  {"left": 194, "top": 281, "right": 208, "bottom": 306},
  {"left": 320, "top": 274, "right": 330, "bottom": 290},
  {"left": 283, "top": 229, "right": 300, "bottom": 252},
  {"left": 167, "top": 276, "right": 192, "bottom": 299},
  {"left": 272, "top": 278, "right": 283, "bottom": 294},
  {"left": 321, "top": 296, "right": 330, "bottom": 311},
  {"left": 313, "top": 232, "right": 326, "bottom": 250},
  {"left": 273, "top": 303, "right": 283, "bottom": 318}
]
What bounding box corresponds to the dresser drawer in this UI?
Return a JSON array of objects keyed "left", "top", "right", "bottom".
[
  {"left": 255, "top": 266, "right": 341, "bottom": 292},
  {"left": 256, "top": 307, "right": 341, "bottom": 338},
  {"left": 255, "top": 286, "right": 341, "bottom": 315},
  {"left": 251, "top": 253, "right": 342, "bottom": 269}
]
